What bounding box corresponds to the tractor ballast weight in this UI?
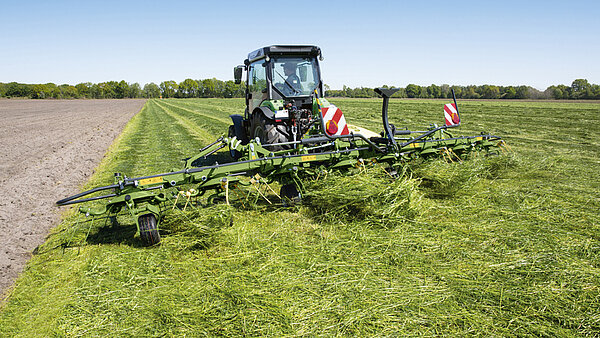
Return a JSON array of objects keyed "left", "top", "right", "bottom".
[{"left": 56, "top": 45, "right": 506, "bottom": 245}]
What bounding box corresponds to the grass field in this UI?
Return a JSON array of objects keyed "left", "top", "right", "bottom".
[{"left": 1, "top": 98, "right": 599, "bottom": 336}]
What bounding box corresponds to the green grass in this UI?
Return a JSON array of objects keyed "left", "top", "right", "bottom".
[{"left": 1, "top": 98, "right": 599, "bottom": 336}]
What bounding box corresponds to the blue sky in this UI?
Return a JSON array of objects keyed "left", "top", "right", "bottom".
[{"left": 0, "top": 0, "right": 598, "bottom": 89}]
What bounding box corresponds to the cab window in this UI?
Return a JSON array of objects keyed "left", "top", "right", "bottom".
[
  {"left": 272, "top": 57, "right": 319, "bottom": 97},
  {"left": 248, "top": 60, "right": 267, "bottom": 93}
]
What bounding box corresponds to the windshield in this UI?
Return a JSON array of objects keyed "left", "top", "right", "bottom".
[{"left": 272, "top": 57, "right": 319, "bottom": 97}]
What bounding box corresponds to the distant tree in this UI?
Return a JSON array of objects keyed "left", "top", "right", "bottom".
[
  {"left": 439, "top": 84, "right": 450, "bottom": 98},
  {"left": 102, "top": 81, "right": 118, "bottom": 98},
  {"left": 557, "top": 84, "right": 570, "bottom": 99},
  {"left": 427, "top": 84, "right": 442, "bottom": 98},
  {"left": 143, "top": 83, "right": 161, "bottom": 98},
  {"left": 592, "top": 84, "right": 600, "bottom": 99},
  {"left": 75, "top": 82, "right": 92, "bottom": 98},
  {"left": 113, "top": 80, "right": 128, "bottom": 99},
  {"left": 60, "top": 84, "right": 78, "bottom": 98},
  {"left": 201, "top": 79, "right": 217, "bottom": 97},
  {"left": 342, "top": 85, "right": 352, "bottom": 97},
  {"left": 570, "top": 79, "right": 590, "bottom": 99},
  {"left": 51, "top": 86, "right": 62, "bottom": 99},
  {"left": 366, "top": 87, "right": 376, "bottom": 97},
  {"left": 502, "top": 86, "right": 517, "bottom": 99},
  {"left": 481, "top": 85, "right": 500, "bottom": 99},
  {"left": 515, "top": 85, "right": 530, "bottom": 99},
  {"left": 128, "top": 83, "right": 142, "bottom": 98},
  {"left": 89, "top": 84, "right": 101, "bottom": 98},
  {"left": 527, "top": 87, "right": 546, "bottom": 100},
  {"left": 31, "top": 84, "right": 50, "bottom": 99},
  {"left": 405, "top": 84, "right": 420, "bottom": 98},
  {"left": 6, "top": 82, "right": 32, "bottom": 97},
  {"left": 160, "top": 81, "right": 177, "bottom": 98},
  {"left": 325, "top": 88, "right": 343, "bottom": 97},
  {"left": 214, "top": 79, "right": 225, "bottom": 97},
  {"left": 0, "top": 83, "right": 6, "bottom": 97},
  {"left": 464, "top": 86, "right": 479, "bottom": 99},
  {"left": 41, "top": 83, "right": 60, "bottom": 99},
  {"left": 96, "top": 83, "right": 107, "bottom": 98},
  {"left": 223, "top": 80, "right": 241, "bottom": 98},
  {"left": 198, "top": 79, "right": 208, "bottom": 97},
  {"left": 179, "top": 79, "right": 199, "bottom": 98}
]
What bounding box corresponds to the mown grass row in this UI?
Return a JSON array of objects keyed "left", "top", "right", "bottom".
[{"left": 1, "top": 98, "right": 599, "bottom": 336}]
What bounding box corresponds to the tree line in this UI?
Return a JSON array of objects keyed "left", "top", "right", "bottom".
[
  {"left": 0, "top": 78, "right": 598, "bottom": 100},
  {"left": 0, "top": 79, "right": 245, "bottom": 99},
  {"left": 326, "top": 79, "right": 600, "bottom": 100}
]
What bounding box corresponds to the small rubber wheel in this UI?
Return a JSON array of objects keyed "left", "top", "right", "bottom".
[
  {"left": 228, "top": 125, "right": 242, "bottom": 160},
  {"left": 280, "top": 184, "right": 302, "bottom": 206},
  {"left": 138, "top": 214, "right": 160, "bottom": 246}
]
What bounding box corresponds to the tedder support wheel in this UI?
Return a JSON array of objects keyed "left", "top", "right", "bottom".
[
  {"left": 228, "top": 125, "right": 242, "bottom": 159},
  {"left": 138, "top": 214, "right": 160, "bottom": 246},
  {"left": 280, "top": 184, "right": 302, "bottom": 206},
  {"left": 251, "top": 112, "right": 289, "bottom": 151}
]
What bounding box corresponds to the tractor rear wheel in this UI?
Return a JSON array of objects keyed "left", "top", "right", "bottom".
[
  {"left": 251, "top": 113, "right": 289, "bottom": 150},
  {"left": 138, "top": 214, "right": 160, "bottom": 246}
]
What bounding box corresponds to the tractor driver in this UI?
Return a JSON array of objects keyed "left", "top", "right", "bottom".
[{"left": 282, "top": 62, "right": 302, "bottom": 95}]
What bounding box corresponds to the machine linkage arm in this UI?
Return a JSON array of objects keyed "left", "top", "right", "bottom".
[
  {"left": 56, "top": 136, "right": 375, "bottom": 212},
  {"left": 57, "top": 130, "right": 504, "bottom": 218}
]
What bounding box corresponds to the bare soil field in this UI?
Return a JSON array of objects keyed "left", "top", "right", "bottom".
[{"left": 0, "top": 99, "right": 144, "bottom": 297}]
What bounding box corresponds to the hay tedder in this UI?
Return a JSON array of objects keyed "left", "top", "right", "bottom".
[{"left": 57, "top": 45, "right": 505, "bottom": 245}]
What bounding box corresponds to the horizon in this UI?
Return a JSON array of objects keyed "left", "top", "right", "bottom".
[{"left": 0, "top": 78, "right": 593, "bottom": 92}]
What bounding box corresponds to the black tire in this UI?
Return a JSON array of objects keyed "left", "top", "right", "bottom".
[
  {"left": 280, "top": 184, "right": 302, "bottom": 206},
  {"left": 251, "top": 113, "right": 290, "bottom": 150},
  {"left": 227, "top": 124, "right": 236, "bottom": 138},
  {"left": 138, "top": 214, "right": 160, "bottom": 246}
]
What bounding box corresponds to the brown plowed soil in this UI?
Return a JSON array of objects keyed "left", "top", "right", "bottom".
[{"left": 0, "top": 99, "right": 145, "bottom": 298}]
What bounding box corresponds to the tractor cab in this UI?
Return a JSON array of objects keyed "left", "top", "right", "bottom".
[
  {"left": 231, "top": 45, "right": 324, "bottom": 147},
  {"left": 234, "top": 45, "right": 324, "bottom": 113}
]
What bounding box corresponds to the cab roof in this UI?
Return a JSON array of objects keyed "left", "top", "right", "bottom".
[{"left": 246, "top": 45, "right": 321, "bottom": 63}]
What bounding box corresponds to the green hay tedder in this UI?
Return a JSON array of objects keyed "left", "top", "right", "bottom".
[{"left": 57, "top": 45, "right": 506, "bottom": 245}]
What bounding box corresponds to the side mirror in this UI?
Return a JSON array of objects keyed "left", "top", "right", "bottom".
[
  {"left": 299, "top": 66, "right": 307, "bottom": 82},
  {"left": 234, "top": 65, "right": 244, "bottom": 84}
]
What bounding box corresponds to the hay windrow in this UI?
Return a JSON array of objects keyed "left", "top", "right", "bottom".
[
  {"left": 303, "top": 167, "right": 425, "bottom": 227},
  {"left": 410, "top": 153, "right": 518, "bottom": 198},
  {"left": 160, "top": 204, "right": 234, "bottom": 250}
]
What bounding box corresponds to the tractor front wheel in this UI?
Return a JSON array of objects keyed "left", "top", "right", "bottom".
[{"left": 138, "top": 214, "right": 160, "bottom": 246}]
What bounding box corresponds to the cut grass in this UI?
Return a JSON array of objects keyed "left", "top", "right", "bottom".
[{"left": 1, "top": 98, "right": 599, "bottom": 336}]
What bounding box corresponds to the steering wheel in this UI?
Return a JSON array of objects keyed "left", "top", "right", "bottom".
[{"left": 275, "top": 82, "right": 298, "bottom": 96}]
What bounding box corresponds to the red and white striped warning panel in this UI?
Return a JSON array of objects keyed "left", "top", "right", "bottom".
[
  {"left": 444, "top": 103, "right": 460, "bottom": 126},
  {"left": 321, "top": 105, "right": 350, "bottom": 136}
]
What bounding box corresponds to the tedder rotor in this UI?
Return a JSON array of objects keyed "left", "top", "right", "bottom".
[{"left": 57, "top": 45, "right": 506, "bottom": 245}]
